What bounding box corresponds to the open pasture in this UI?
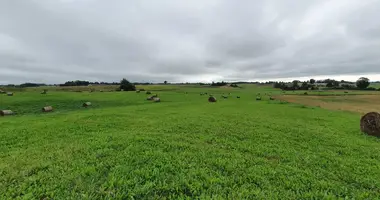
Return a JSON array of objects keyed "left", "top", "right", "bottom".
[{"left": 1, "top": 84, "right": 380, "bottom": 199}]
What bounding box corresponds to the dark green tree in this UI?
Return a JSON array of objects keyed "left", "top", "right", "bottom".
[
  {"left": 164, "top": 81, "right": 167, "bottom": 84},
  {"left": 301, "top": 82, "right": 309, "bottom": 90},
  {"left": 333, "top": 80, "right": 340, "bottom": 87},
  {"left": 326, "top": 82, "right": 333, "bottom": 87},
  {"left": 356, "top": 77, "right": 370, "bottom": 89},
  {"left": 292, "top": 80, "right": 300, "bottom": 89},
  {"left": 309, "top": 79, "right": 316, "bottom": 84},
  {"left": 119, "top": 78, "right": 136, "bottom": 91}
]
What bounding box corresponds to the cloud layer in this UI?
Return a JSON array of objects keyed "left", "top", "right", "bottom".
[{"left": 1, "top": 0, "right": 380, "bottom": 84}]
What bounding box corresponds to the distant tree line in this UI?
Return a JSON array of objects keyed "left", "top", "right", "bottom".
[
  {"left": 209, "top": 81, "right": 239, "bottom": 88},
  {"left": 273, "top": 77, "right": 378, "bottom": 91},
  {"left": 211, "top": 81, "right": 227, "bottom": 86},
  {"left": 19, "top": 83, "right": 47, "bottom": 88},
  {"left": 1, "top": 77, "right": 378, "bottom": 90},
  {"left": 59, "top": 80, "right": 120, "bottom": 86},
  {"left": 58, "top": 80, "right": 157, "bottom": 86},
  {"left": 0, "top": 83, "right": 48, "bottom": 88}
]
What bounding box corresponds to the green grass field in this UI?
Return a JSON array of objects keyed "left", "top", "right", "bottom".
[{"left": 1, "top": 85, "right": 380, "bottom": 199}]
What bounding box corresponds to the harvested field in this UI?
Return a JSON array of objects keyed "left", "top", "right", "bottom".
[{"left": 276, "top": 94, "right": 380, "bottom": 114}]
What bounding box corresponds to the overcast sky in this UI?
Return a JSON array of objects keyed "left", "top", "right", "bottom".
[{"left": 1, "top": 0, "right": 380, "bottom": 84}]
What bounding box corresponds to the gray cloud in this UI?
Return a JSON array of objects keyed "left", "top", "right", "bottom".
[{"left": 1, "top": 0, "right": 380, "bottom": 84}]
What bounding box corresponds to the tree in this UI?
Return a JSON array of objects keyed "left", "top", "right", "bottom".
[
  {"left": 326, "top": 82, "right": 333, "bottom": 87},
  {"left": 301, "top": 82, "right": 309, "bottom": 90},
  {"left": 273, "top": 82, "right": 285, "bottom": 89},
  {"left": 325, "top": 79, "right": 338, "bottom": 88},
  {"left": 119, "top": 78, "right": 136, "bottom": 91},
  {"left": 292, "top": 80, "right": 300, "bottom": 89},
  {"left": 164, "top": 81, "right": 167, "bottom": 84},
  {"left": 356, "top": 77, "right": 370, "bottom": 89},
  {"left": 310, "top": 79, "right": 316, "bottom": 84},
  {"left": 333, "top": 80, "right": 340, "bottom": 87}
]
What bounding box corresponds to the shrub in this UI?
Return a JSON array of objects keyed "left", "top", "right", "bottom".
[{"left": 119, "top": 78, "right": 136, "bottom": 91}]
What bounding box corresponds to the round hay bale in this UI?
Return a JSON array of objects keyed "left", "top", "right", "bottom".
[
  {"left": 205, "top": 92, "right": 208, "bottom": 95},
  {"left": 152, "top": 94, "right": 158, "bottom": 97},
  {"left": 222, "top": 95, "right": 228, "bottom": 99},
  {"left": 83, "top": 102, "right": 92, "bottom": 107},
  {"left": 304, "top": 92, "right": 308, "bottom": 95},
  {"left": 41, "top": 90, "right": 47, "bottom": 94},
  {"left": 146, "top": 91, "right": 151, "bottom": 94},
  {"left": 256, "top": 96, "right": 261, "bottom": 101},
  {"left": 237, "top": 96, "right": 240, "bottom": 98},
  {"left": 208, "top": 96, "right": 217, "bottom": 102},
  {"left": 153, "top": 97, "right": 161, "bottom": 102},
  {"left": 7, "top": 92, "right": 13, "bottom": 96},
  {"left": 0, "top": 110, "right": 13, "bottom": 116},
  {"left": 200, "top": 92, "right": 204, "bottom": 96},
  {"left": 42, "top": 106, "right": 53, "bottom": 112},
  {"left": 360, "top": 112, "right": 380, "bottom": 137},
  {"left": 147, "top": 96, "right": 154, "bottom": 100}
]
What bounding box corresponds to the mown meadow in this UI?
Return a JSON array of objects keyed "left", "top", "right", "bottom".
[{"left": 1, "top": 84, "right": 380, "bottom": 199}]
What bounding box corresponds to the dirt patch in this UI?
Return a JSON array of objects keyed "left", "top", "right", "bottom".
[{"left": 276, "top": 95, "right": 380, "bottom": 114}]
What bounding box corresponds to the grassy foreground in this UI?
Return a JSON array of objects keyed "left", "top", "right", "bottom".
[{"left": 1, "top": 85, "right": 380, "bottom": 199}]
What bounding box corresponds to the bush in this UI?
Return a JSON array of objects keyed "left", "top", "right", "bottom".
[{"left": 119, "top": 78, "right": 136, "bottom": 91}]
